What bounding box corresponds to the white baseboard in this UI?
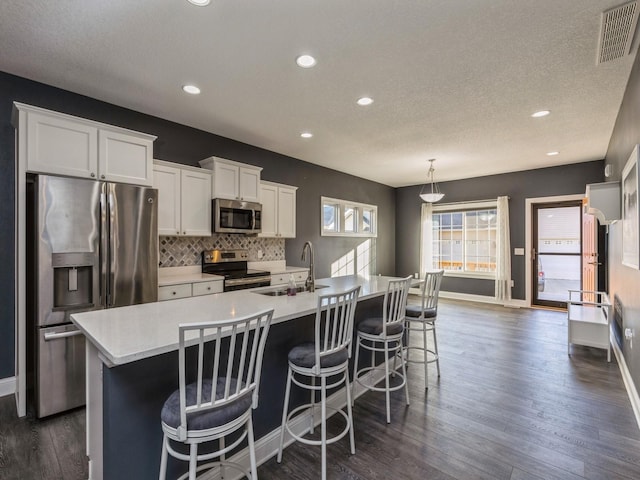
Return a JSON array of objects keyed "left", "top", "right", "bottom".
[
  {"left": 439, "top": 290, "right": 500, "bottom": 305},
  {"left": 0, "top": 376, "right": 15, "bottom": 398},
  {"left": 409, "top": 289, "right": 526, "bottom": 309},
  {"left": 612, "top": 338, "right": 640, "bottom": 430},
  {"left": 198, "top": 366, "right": 386, "bottom": 480}
]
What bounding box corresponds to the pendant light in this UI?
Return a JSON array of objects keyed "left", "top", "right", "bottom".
[{"left": 419, "top": 159, "right": 444, "bottom": 202}]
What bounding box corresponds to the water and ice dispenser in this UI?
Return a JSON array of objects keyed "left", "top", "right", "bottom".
[{"left": 51, "top": 252, "right": 95, "bottom": 310}]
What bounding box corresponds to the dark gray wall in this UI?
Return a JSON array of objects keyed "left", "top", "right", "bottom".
[
  {"left": 0, "top": 71, "right": 395, "bottom": 379},
  {"left": 396, "top": 162, "right": 604, "bottom": 300},
  {"left": 604, "top": 47, "right": 640, "bottom": 389}
]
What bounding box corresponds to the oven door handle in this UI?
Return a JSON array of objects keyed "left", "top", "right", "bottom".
[
  {"left": 251, "top": 209, "right": 256, "bottom": 231},
  {"left": 225, "top": 276, "right": 271, "bottom": 287}
]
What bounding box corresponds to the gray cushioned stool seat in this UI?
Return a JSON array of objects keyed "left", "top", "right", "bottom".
[
  {"left": 405, "top": 305, "right": 437, "bottom": 319},
  {"left": 161, "top": 378, "right": 252, "bottom": 431},
  {"left": 357, "top": 317, "right": 403, "bottom": 336},
  {"left": 288, "top": 342, "right": 348, "bottom": 368}
]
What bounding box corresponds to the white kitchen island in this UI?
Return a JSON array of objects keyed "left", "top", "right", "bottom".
[{"left": 72, "top": 275, "right": 404, "bottom": 480}]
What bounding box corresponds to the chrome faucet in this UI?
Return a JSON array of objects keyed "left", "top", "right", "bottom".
[{"left": 301, "top": 241, "right": 315, "bottom": 292}]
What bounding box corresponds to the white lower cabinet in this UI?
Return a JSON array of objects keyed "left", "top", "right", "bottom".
[
  {"left": 271, "top": 269, "right": 308, "bottom": 286},
  {"left": 192, "top": 280, "right": 224, "bottom": 296},
  {"left": 159, "top": 280, "right": 223, "bottom": 301},
  {"left": 153, "top": 161, "right": 211, "bottom": 236},
  {"left": 158, "top": 283, "right": 192, "bottom": 301},
  {"left": 259, "top": 181, "right": 297, "bottom": 238}
]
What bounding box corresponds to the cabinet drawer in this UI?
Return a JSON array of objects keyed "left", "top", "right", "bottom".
[
  {"left": 292, "top": 271, "right": 307, "bottom": 283},
  {"left": 270, "top": 274, "right": 288, "bottom": 286},
  {"left": 192, "top": 280, "right": 223, "bottom": 296},
  {"left": 271, "top": 271, "right": 308, "bottom": 286},
  {"left": 158, "top": 284, "right": 192, "bottom": 301}
]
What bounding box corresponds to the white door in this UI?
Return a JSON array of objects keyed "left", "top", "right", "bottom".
[
  {"left": 180, "top": 170, "right": 212, "bottom": 236},
  {"left": 26, "top": 111, "right": 98, "bottom": 178},
  {"left": 238, "top": 166, "right": 261, "bottom": 202},
  {"left": 214, "top": 162, "right": 240, "bottom": 199},
  {"left": 153, "top": 165, "right": 181, "bottom": 236},
  {"left": 259, "top": 183, "right": 278, "bottom": 237},
  {"left": 98, "top": 129, "right": 153, "bottom": 186},
  {"left": 277, "top": 186, "right": 297, "bottom": 238}
]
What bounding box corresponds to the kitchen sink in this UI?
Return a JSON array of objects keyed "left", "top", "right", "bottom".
[{"left": 254, "top": 284, "right": 328, "bottom": 296}]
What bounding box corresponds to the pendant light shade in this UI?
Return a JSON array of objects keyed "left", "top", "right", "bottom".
[{"left": 419, "top": 159, "right": 444, "bottom": 202}]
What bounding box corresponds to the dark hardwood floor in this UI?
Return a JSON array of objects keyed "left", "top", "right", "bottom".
[{"left": 1, "top": 298, "right": 638, "bottom": 480}]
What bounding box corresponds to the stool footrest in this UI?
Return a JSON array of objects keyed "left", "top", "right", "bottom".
[{"left": 283, "top": 403, "right": 352, "bottom": 447}]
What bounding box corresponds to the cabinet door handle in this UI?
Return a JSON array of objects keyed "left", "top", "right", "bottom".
[
  {"left": 90, "top": 172, "right": 96, "bottom": 178},
  {"left": 207, "top": 287, "right": 211, "bottom": 291},
  {"left": 172, "top": 291, "right": 177, "bottom": 295},
  {"left": 183, "top": 231, "right": 186, "bottom": 235},
  {"left": 101, "top": 174, "right": 106, "bottom": 179},
  {"left": 177, "top": 231, "right": 180, "bottom": 235}
]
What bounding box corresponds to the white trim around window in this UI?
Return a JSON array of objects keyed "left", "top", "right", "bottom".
[
  {"left": 321, "top": 196, "right": 377, "bottom": 237},
  {"left": 422, "top": 199, "right": 498, "bottom": 279}
]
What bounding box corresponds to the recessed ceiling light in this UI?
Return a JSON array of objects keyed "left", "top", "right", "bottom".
[
  {"left": 296, "top": 55, "right": 317, "bottom": 68},
  {"left": 531, "top": 110, "right": 551, "bottom": 118},
  {"left": 300, "top": 132, "right": 313, "bottom": 138},
  {"left": 182, "top": 84, "right": 201, "bottom": 95},
  {"left": 357, "top": 97, "right": 374, "bottom": 106},
  {"left": 187, "top": 0, "right": 211, "bottom": 6},
  {"left": 546, "top": 151, "right": 559, "bottom": 156}
]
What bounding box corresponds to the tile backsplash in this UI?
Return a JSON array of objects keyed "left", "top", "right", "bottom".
[{"left": 159, "top": 235, "right": 285, "bottom": 267}]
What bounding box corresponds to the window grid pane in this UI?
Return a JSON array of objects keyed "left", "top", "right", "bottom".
[{"left": 432, "top": 208, "right": 497, "bottom": 274}]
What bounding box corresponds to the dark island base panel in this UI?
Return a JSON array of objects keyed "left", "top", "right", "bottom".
[{"left": 102, "top": 297, "right": 384, "bottom": 480}]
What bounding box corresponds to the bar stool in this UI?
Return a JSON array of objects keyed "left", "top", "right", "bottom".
[
  {"left": 405, "top": 269, "right": 444, "bottom": 391},
  {"left": 159, "top": 309, "right": 274, "bottom": 480},
  {"left": 352, "top": 276, "right": 412, "bottom": 423},
  {"left": 277, "top": 286, "right": 360, "bottom": 480}
]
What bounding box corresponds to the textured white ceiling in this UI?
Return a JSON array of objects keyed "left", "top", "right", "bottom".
[{"left": 0, "top": 0, "right": 636, "bottom": 186}]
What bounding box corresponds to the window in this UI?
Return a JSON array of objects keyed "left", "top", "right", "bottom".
[
  {"left": 422, "top": 201, "right": 497, "bottom": 277},
  {"left": 321, "top": 197, "right": 377, "bottom": 237}
]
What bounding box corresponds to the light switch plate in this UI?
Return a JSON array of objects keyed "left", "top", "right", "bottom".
[{"left": 514, "top": 248, "right": 525, "bottom": 256}]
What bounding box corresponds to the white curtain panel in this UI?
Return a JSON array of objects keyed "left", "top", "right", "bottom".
[
  {"left": 420, "top": 202, "right": 434, "bottom": 274},
  {"left": 495, "top": 196, "right": 512, "bottom": 301}
]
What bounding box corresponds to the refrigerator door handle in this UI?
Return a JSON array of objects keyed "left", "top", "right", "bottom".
[
  {"left": 100, "top": 183, "right": 109, "bottom": 308},
  {"left": 44, "top": 330, "right": 84, "bottom": 341}
]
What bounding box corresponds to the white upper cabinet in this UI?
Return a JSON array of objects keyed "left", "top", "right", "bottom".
[
  {"left": 98, "top": 129, "right": 154, "bottom": 185},
  {"left": 259, "top": 181, "right": 297, "bottom": 238},
  {"left": 277, "top": 185, "right": 297, "bottom": 238},
  {"left": 199, "top": 156, "right": 262, "bottom": 202},
  {"left": 154, "top": 161, "right": 211, "bottom": 236},
  {"left": 13, "top": 103, "right": 156, "bottom": 186}
]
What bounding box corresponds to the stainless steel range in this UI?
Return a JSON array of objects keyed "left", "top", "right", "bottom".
[{"left": 201, "top": 249, "right": 271, "bottom": 291}]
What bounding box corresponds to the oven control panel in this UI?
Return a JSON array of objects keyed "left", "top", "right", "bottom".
[{"left": 202, "top": 249, "right": 249, "bottom": 264}]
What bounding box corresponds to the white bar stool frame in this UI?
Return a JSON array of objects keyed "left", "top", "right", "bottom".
[
  {"left": 352, "top": 276, "right": 412, "bottom": 423},
  {"left": 277, "top": 286, "right": 361, "bottom": 480},
  {"left": 404, "top": 269, "right": 444, "bottom": 391},
  {"left": 159, "top": 309, "right": 273, "bottom": 480}
]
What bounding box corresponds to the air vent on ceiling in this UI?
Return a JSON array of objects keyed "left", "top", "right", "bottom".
[{"left": 598, "top": 1, "right": 639, "bottom": 64}]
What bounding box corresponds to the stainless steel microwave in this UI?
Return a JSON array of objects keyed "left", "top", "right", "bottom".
[{"left": 213, "top": 198, "right": 262, "bottom": 234}]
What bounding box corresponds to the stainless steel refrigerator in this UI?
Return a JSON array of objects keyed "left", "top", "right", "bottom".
[{"left": 27, "top": 174, "right": 158, "bottom": 417}]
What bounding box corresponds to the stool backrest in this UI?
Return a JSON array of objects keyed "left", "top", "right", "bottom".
[
  {"left": 420, "top": 270, "right": 444, "bottom": 312},
  {"left": 382, "top": 276, "right": 412, "bottom": 337},
  {"left": 177, "top": 309, "right": 274, "bottom": 437},
  {"left": 313, "top": 286, "right": 361, "bottom": 375}
]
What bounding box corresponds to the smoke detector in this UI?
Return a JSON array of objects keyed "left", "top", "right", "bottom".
[{"left": 597, "top": 1, "right": 639, "bottom": 64}]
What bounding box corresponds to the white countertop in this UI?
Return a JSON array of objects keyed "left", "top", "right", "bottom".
[
  {"left": 71, "top": 275, "right": 400, "bottom": 367},
  {"left": 158, "top": 264, "right": 306, "bottom": 286},
  {"left": 158, "top": 266, "right": 224, "bottom": 286},
  {"left": 158, "top": 273, "right": 224, "bottom": 286}
]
